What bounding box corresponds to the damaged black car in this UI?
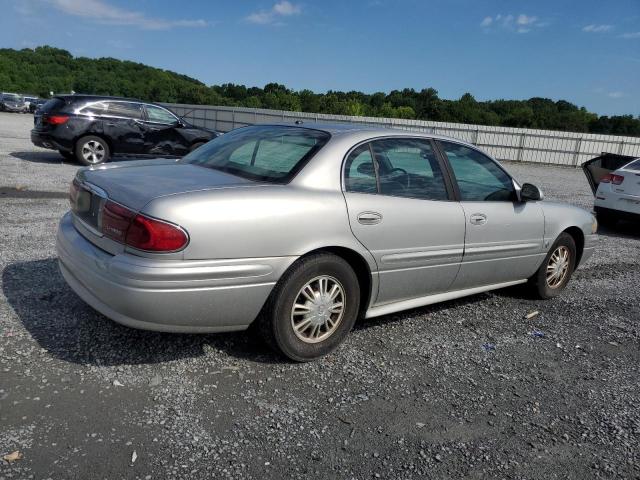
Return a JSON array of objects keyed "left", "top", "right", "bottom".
[{"left": 30, "top": 95, "right": 219, "bottom": 165}]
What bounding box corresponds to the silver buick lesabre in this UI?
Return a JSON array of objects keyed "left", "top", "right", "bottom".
[{"left": 57, "top": 123, "right": 597, "bottom": 361}]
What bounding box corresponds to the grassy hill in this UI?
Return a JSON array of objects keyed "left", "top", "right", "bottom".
[{"left": 1, "top": 46, "right": 638, "bottom": 136}]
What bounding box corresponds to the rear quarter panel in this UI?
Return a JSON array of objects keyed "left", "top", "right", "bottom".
[
  {"left": 141, "top": 186, "right": 376, "bottom": 266},
  {"left": 540, "top": 202, "right": 596, "bottom": 266}
]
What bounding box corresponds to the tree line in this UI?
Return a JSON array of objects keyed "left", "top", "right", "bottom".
[{"left": 2, "top": 46, "right": 639, "bottom": 136}]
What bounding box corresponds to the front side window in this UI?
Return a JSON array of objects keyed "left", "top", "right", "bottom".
[
  {"left": 182, "top": 125, "right": 330, "bottom": 183},
  {"left": 145, "top": 105, "right": 178, "bottom": 124},
  {"left": 439, "top": 142, "right": 515, "bottom": 201},
  {"left": 372, "top": 138, "right": 449, "bottom": 200}
]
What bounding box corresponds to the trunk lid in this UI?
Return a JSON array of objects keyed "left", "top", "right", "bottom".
[
  {"left": 78, "top": 160, "right": 255, "bottom": 211},
  {"left": 582, "top": 153, "right": 637, "bottom": 195}
]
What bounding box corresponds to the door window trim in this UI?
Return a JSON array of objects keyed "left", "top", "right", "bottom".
[{"left": 341, "top": 135, "right": 457, "bottom": 202}]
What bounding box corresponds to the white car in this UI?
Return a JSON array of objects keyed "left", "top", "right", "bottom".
[{"left": 583, "top": 153, "right": 640, "bottom": 226}]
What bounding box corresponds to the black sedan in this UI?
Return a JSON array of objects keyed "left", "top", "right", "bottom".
[{"left": 31, "top": 95, "right": 218, "bottom": 165}]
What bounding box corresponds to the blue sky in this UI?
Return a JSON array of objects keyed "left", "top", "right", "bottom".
[{"left": 2, "top": 0, "right": 639, "bottom": 116}]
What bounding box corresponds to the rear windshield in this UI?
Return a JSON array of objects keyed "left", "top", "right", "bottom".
[
  {"left": 3, "top": 94, "right": 21, "bottom": 102},
  {"left": 40, "top": 98, "right": 66, "bottom": 113},
  {"left": 181, "top": 125, "right": 330, "bottom": 183},
  {"left": 623, "top": 159, "right": 640, "bottom": 172}
]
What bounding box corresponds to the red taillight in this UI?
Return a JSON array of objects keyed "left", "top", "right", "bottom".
[
  {"left": 102, "top": 201, "right": 135, "bottom": 243},
  {"left": 125, "top": 215, "right": 188, "bottom": 252},
  {"left": 601, "top": 173, "right": 624, "bottom": 185},
  {"left": 44, "top": 115, "right": 69, "bottom": 125},
  {"left": 96, "top": 200, "right": 188, "bottom": 252}
]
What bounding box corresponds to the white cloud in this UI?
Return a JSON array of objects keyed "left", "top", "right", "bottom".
[
  {"left": 607, "top": 91, "right": 624, "bottom": 99},
  {"left": 246, "top": 1, "right": 302, "bottom": 25},
  {"left": 481, "top": 13, "right": 545, "bottom": 33},
  {"left": 480, "top": 17, "right": 493, "bottom": 27},
  {"left": 620, "top": 31, "right": 640, "bottom": 39},
  {"left": 582, "top": 24, "right": 613, "bottom": 33},
  {"left": 43, "top": 0, "right": 207, "bottom": 30}
]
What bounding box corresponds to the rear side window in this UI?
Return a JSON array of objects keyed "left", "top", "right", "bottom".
[
  {"left": 439, "top": 142, "right": 515, "bottom": 202},
  {"left": 79, "top": 101, "right": 108, "bottom": 116},
  {"left": 344, "top": 144, "right": 377, "bottom": 194}
]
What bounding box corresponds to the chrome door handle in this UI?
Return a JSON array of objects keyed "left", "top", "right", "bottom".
[
  {"left": 357, "top": 211, "right": 382, "bottom": 225},
  {"left": 470, "top": 213, "right": 487, "bottom": 225}
]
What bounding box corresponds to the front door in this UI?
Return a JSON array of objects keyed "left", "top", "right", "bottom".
[
  {"left": 437, "top": 141, "right": 545, "bottom": 289},
  {"left": 343, "top": 138, "right": 466, "bottom": 305},
  {"left": 142, "top": 104, "right": 188, "bottom": 156}
]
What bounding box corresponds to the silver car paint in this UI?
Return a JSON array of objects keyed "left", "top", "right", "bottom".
[{"left": 57, "top": 124, "right": 597, "bottom": 332}]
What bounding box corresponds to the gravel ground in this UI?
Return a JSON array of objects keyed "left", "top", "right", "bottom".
[{"left": 1, "top": 111, "right": 639, "bottom": 479}]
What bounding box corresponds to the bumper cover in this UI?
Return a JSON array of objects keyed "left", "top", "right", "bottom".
[{"left": 57, "top": 212, "right": 295, "bottom": 332}]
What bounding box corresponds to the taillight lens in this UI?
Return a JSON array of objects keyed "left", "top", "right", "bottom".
[
  {"left": 74, "top": 196, "right": 188, "bottom": 252},
  {"left": 126, "top": 214, "right": 188, "bottom": 252},
  {"left": 44, "top": 115, "right": 69, "bottom": 125},
  {"left": 601, "top": 173, "right": 625, "bottom": 185},
  {"left": 102, "top": 201, "right": 135, "bottom": 243}
]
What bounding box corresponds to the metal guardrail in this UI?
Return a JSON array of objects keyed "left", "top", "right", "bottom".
[{"left": 162, "top": 103, "right": 640, "bottom": 167}]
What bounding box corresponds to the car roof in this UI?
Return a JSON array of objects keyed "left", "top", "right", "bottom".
[
  {"left": 260, "top": 121, "right": 469, "bottom": 145},
  {"left": 55, "top": 94, "right": 147, "bottom": 103}
]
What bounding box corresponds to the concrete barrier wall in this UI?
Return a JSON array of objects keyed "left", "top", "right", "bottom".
[{"left": 162, "top": 103, "right": 640, "bottom": 166}]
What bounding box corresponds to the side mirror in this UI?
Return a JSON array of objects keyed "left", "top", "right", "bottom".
[{"left": 520, "top": 183, "right": 543, "bottom": 202}]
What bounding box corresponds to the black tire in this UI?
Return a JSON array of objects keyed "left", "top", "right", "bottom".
[
  {"left": 258, "top": 253, "right": 360, "bottom": 362},
  {"left": 596, "top": 211, "right": 618, "bottom": 228},
  {"left": 189, "top": 141, "right": 206, "bottom": 152},
  {"left": 74, "top": 135, "right": 110, "bottom": 166},
  {"left": 58, "top": 150, "right": 75, "bottom": 161},
  {"left": 528, "top": 232, "right": 577, "bottom": 299}
]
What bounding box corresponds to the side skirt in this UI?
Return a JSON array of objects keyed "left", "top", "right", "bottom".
[{"left": 364, "top": 279, "right": 527, "bottom": 319}]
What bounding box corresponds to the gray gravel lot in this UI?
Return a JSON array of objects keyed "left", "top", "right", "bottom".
[{"left": 1, "top": 111, "right": 639, "bottom": 479}]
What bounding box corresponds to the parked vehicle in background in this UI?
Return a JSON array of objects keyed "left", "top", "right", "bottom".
[
  {"left": 57, "top": 123, "right": 597, "bottom": 361},
  {"left": 583, "top": 153, "right": 640, "bottom": 226},
  {"left": 1, "top": 93, "right": 28, "bottom": 113},
  {"left": 23, "top": 96, "right": 44, "bottom": 113},
  {"left": 30, "top": 95, "right": 219, "bottom": 165}
]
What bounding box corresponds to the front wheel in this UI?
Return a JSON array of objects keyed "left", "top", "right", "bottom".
[
  {"left": 75, "top": 135, "right": 110, "bottom": 166},
  {"left": 528, "top": 232, "right": 577, "bottom": 299},
  {"left": 258, "top": 253, "right": 360, "bottom": 362}
]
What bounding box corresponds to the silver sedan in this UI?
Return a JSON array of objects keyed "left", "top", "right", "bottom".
[{"left": 57, "top": 123, "right": 597, "bottom": 361}]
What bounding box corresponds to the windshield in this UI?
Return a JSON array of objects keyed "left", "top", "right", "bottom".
[
  {"left": 181, "top": 125, "right": 330, "bottom": 183},
  {"left": 3, "top": 94, "right": 22, "bottom": 102}
]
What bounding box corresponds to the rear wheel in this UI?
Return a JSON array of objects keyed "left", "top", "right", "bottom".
[
  {"left": 258, "top": 253, "right": 360, "bottom": 362},
  {"left": 75, "top": 135, "right": 110, "bottom": 166},
  {"left": 528, "top": 232, "right": 577, "bottom": 299}
]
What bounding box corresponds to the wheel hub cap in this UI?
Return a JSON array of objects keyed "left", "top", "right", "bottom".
[
  {"left": 546, "top": 245, "right": 570, "bottom": 288},
  {"left": 291, "top": 275, "right": 345, "bottom": 344}
]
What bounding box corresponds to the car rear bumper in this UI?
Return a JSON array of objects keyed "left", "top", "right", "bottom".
[
  {"left": 31, "top": 130, "right": 70, "bottom": 152},
  {"left": 594, "top": 205, "right": 640, "bottom": 222},
  {"left": 594, "top": 193, "right": 640, "bottom": 217},
  {"left": 56, "top": 212, "right": 295, "bottom": 333}
]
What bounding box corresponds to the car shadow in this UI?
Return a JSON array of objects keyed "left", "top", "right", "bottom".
[
  {"left": 10, "top": 150, "right": 71, "bottom": 164},
  {"left": 2, "top": 258, "right": 282, "bottom": 367},
  {"left": 596, "top": 221, "right": 640, "bottom": 240}
]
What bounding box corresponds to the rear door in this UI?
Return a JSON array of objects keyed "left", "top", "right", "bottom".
[
  {"left": 436, "top": 140, "right": 545, "bottom": 289},
  {"left": 343, "top": 137, "right": 466, "bottom": 304},
  {"left": 81, "top": 101, "right": 146, "bottom": 155},
  {"left": 141, "top": 104, "right": 187, "bottom": 156}
]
